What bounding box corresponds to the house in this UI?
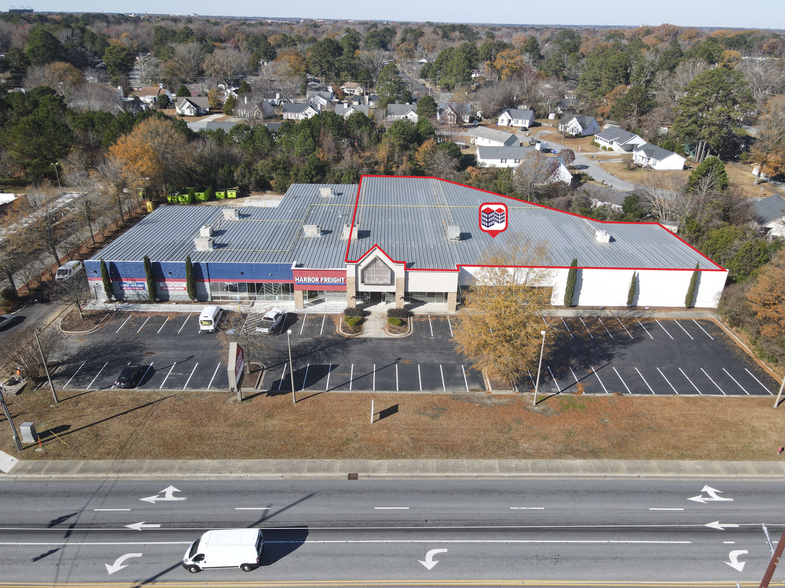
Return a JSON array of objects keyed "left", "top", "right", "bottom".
[
  {"left": 335, "top": 104, "right": 370, "bottom": 119},
  {"left": 594, "top": 126, "right": 647, "bottom": 152},
  {"left": 187, "top": 120, "right": 240, "bottom": 133},
  {"left": 386, "top": 103, "right": 419, "bottom": 122},
  {"left": 136, "top": 86, "right": 171, "bottom": 105},
  {"left": 234, "top": 98, "right": 276, "bottom": 122},
  {"left": 497, "top": 108, "right": 536, "bottom": 129},
  {"left": 753, "top": 194, "right": 785, "bottom": 238},
  {"left": 559, "top": 114, "right": 600, "bottom": 137},
  {"left": 632, "top": 144, "right": 686, "bottom": 171},
  {"left": 175, "top": 96, "right": 210, "bottom": 117},
  {"left": 282, "top": 102, "right": 319, "bottom": 120},
  {"left": 467, "top": 126, "right": 519, "bottom": 147},
  {"left": 340, "top": 82, "right": 365, "bottom": 96},
  {"left": 476, "top": 146, "right": 533, "bottom": 168},
  {"left": 555, "top": 97, "right": 579, "bottom": 114},
  {"left": 306, "top": 90, "right": 333, "bottom": 109},
  {"left": 437, "top": 103, "right": 472, "bottom": 125}
]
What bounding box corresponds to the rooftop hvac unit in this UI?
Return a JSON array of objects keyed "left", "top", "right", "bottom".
[
  {"left": 194, "top": 236, "right": 214, "bottom": 251},
  {"left": 341, "top": 224, "right": 358, "bottom": 240},
  {"left": 446, "top": 225, "right": 461, "bottom": 241},
  {"left": 223, "top": 208, "right": 239, "bottom": 220},
  {"left": 303, "top": 224, "right": 322, "bottom": 237},
  {"left": 199, "top": 224, "right": 213, "bottom": 237},
  {"left": 319, "top": 187, "right": 334, "bottom": 197},
  {"left": 595, "top": 229, "right": 611, "bottom": 243}
]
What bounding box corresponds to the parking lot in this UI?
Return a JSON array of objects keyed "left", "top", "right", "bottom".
[{"left": 51, "top": 311, "right": 779, "bottom": 397}]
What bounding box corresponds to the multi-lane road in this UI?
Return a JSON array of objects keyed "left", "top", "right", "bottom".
[{"left": 0, "top": 478, "right": 782, "bottom": 586}]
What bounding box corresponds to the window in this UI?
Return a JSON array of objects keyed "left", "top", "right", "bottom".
[
  {"left": 362, "top": 258, "right": 392, "bottom": 285},
  {"left": 500, "top": 159, "right": 507, "bottom": 163},
  {"left": 514, "top": 159, "right": 520, "bottom": 164}
]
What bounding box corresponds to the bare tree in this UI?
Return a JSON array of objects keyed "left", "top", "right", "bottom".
[
  {"left": 475, "top": 81, "right": 516, "bottom": 120},
  {"left": 426, "top": 149, "right": 460, "bottom": 180},
  {"left": 738, "top": 59, "right": 785, "bottom": 114},
  {"left": 92, "top": 159, "right": 133, "bottom": 224},
  {"left": 637, "top": 173, "right": 689, "bottom": 222},
  {"left": 654, "top": 59, "right": 707, "bottom": 109},
  {"left": 12, "top": 187, "right": 75, "bottom": 268},
  {"left": 513, "top": 152, "right": 559, "bottom": 202},
  {"left": 166, "top": 43, "right": 205, "bottom": 83},
  {"left": 67, "top": 82, "right": 122, "bottom": 113},
  {"left": 5, "top": 324, "right": 64, "bottom": 382},
  {"left": 357, "top": 50, "right": 389, "bottom": 81},
  {"left": 203, "top": 48, "right": 248, "bottom": 87},
  {"left": 53, "top": 271, "right": 90, "bottom": 319},
  {"left": 136, "top": 54, "right": 162, "bottom": 85}
]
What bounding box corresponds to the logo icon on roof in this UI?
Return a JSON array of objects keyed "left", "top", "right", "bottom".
[{"left": 479, "top": 202, "right": 508, "bottom": 238}]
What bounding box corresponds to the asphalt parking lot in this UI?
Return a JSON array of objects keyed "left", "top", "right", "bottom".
[{"left": 51, "top": 312, "right": 779, "bottom": 396}]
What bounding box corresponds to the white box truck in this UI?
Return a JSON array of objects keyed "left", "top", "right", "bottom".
[
  {"left": 199, "top": 305, "right": 223, "bottom": 333},
  {"left": 182, "top": 528, "right": 263, "bottom": 573}
]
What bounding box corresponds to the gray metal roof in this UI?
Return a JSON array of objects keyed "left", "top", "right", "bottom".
[
  {"left": 467, "top": 127, "right": 518, "bottom": 145},
  {"left": 386, "top": 103, "right": 417, "bottom": 116},
  {"left": 282, "top": 102, "right": 314, "bottom": 114},
  {"left": 476, "top": 146, "right": 534, "bottom": 160},
  {"left": 634, "top": 143, "right": 682, "bottom": 162},
  {"left": 595, "top": 126, "right": 641, "bottom": 145},
  {"left": 564, "top": 114, "right": 596, "bottom": 129},
  {"left": 501, "top": 108, "right": 534, "bottom": 120},
  {"left": 187, "top": 120, "right": 240, "bottom": 133},
  {"left": 345, "top": 177, "right": 722, "bottom": 271},
  {"left": 753, "top": 194, "right": 785, "bottom": 225}
]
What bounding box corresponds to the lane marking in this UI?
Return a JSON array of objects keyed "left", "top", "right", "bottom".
[
  {"left": 592, "top": 367, "right": 608, "bottom": 394},
  {"left": 277, "top": 364, "right": 286, "bottom": 391},
  {"left": 87, "top": 362, "right": 108, "bottom": 390},
  {"left": 136, "top": 317, "right": 150, "bottom": 333},
  {"left": 320, "top": 315, "right": 325, "bottom": 336},
  {"left": 159, "top": 362, "right": 176, "bottom": 390},
  {"left": 395, "top": 364, "right": 399, "bottom": 392},
  {"left": 679, "top": 368, "right": 702, "bottom": 395},
  {"left": 440, "top": 365, "right": 446, "bottom": 392},
  {"left": 136, "top": 363, "right": 153, "bottom": 389},
  {"left": 657, "top": 368, "right": 679, "bottom": 395},
  {"left": 649, "top": 508, "right": 684, "bottom": 511},
  {"left": 372, "top": 364, "right": 376, "bottom": 392},
  {"left": 692, "top": 319, "right": 714, "bottom": 340},
  {"left": 375, "top": 507, "right": 409, "bottom": 510},
  {"left": 560, "top": 317, "right": 573, "bottom": 338},
  {"left": 617, "top": 318, "right": 633, "bottom": 339},
  {"left": 302, "top": 363, "right": 310, "bottom": 391},
  {"left": 183, "top": 363, "right": 198, "bottom": 390},
  {"left": 569, "top": 367, "right": 580, "bottom": 384},
  {"left": 276, "top": 539, "right": 692, "bottom": 545},
  {"left": 418, "top": 364, "right": 422, "bottom": 392},
  {"left": 511, "top": 507, "right": 545, "bottom": 510},
  {"left": 722, "top": 368, "right": 749, "bottom": 395},
  {"left": 116, "top": 316, "right": 131, "bottom": 333},
  {"left": 542, "top": 317, "right": 549, "bottom": 327},
  {"left": 745, "top": 368, "right": 773, "bottom": 395},
  {"left": 235, "top": 507, "right": 271, "bottom": 511},
  {"left": 635, "top": 367, "right": 655, "bottom": 394},
  {"left": 94, "top": 509, "right": 130, "bottom": 512},
  {"left": 701, "top": 368, "right": 726, "bottom": 395},
  {"left": 579, "top": 317, "right": 594, "bottom": 339},
  {"left": 429, "top": 316, "right": 434, "bottom": 337},
  {"left": 63, "top": 361, "right": 86, "bottom": 389},
  {"left": 636, "top": 319, "right": 653, "bottom": 339},
  {"left": 299, "top": 313, "right": 307, "bottom": 335},
  {"left": 207, "top": 363, "right": 221, "bottom": 390},
  {"left": 325, "top": 364, "right": 331, "bottom": 391},
  {"left": 547, "top": 366, "right": 561, "bottom": 392},
  {"left": 528, "top": 369, "right": 536, "bottom": 389},
  {"left": 655, "top": 319, "right": 673, "bottom": 340},
  {"left": 724, "top": 541, "right": 736, "bottom": 544},
  {"left": 177, "top": 315, "right": 189, "bottom": 334},
  {"left": 157, "top": 317, "right": 169, "bottom": 334},
  {"left": 673, "top": 320, "right": 693, "bottom": 340},
  {"left": 598, "top": 317, "right": 613, "bottom": 339},
  {"left": 462, "top": 365, "right": 469, "bottom": 392},
  {"left": 613, "top": 367, "right": 632, "bottom": 394},
  {"left": 349, "top": 364, "right": 353, "bottom": 391},
  {"left": 447, "top": 317, "right": 454, "bottom": 337}
]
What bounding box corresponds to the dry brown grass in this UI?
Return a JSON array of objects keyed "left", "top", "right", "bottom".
[
  {"left": 725, "top": 163, "right": 785, "bottom": 199},
  {"left": 4, "top": 386, "right": 784, "bottom": 462},
  {"left": 596, "top": 161, "right": 689, "bottom": 186}
]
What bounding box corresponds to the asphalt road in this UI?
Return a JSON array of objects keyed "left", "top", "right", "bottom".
[{"left": 0, "top": 478, "right": 782, "bottom": 586}]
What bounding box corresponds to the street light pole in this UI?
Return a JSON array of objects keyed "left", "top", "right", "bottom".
[
  {"left": 0, "top": 386, "right": 23, "bottom": 452},
  {"left": 35, "top": 329, "right": 58, "bottom": 404},
  {"left": 287, "top": 330, "right": 296, "bottom": 406},
  {"left": 533, "top": 330, "right": 546, "bottom": 406}
]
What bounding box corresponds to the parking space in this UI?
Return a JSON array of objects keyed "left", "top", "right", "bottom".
[{"left": 410, "top": 316, "right": 455, "bottom": 341}]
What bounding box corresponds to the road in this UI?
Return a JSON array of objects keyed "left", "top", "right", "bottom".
[{"left": 0, "top": 478, "right": 782, "bottom": 586}]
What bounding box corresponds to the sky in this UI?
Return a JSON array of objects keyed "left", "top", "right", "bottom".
[{"left": 6, "top": 0, "right": 785, "bottom": 31}]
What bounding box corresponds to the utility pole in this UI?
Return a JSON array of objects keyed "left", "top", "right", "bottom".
[
  {"left": 35, "top": 329, "right": 58, "bottom": 404},
  {"left": 0, "top": 387, "right": 23, "bottom": 452}
]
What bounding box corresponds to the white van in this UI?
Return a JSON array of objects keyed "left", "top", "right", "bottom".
[
  {"left": 199, "top": 305, "right": 223, "bottom": 333},
  {"left": 182, "top": 528, "right": 263, "bottom": 573},
  {"left": 55, "top": 260, "right": 84, "bottom": 282}
]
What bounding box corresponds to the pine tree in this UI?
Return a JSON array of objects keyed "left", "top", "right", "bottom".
[
  {"left": 185, "top": 255, "right": 196, "bottom": 301},
  {"left": 564, "top": 258, "right": 578, "bottom": 307},
  {"left": 144, "top": 255, "right": 157, "bottom": 302},
  {"left": 100, "top": 258, "right": 112, "bottom": 301},
  {"left": 627, "top": 272, "right": 637, "bottom": 307},
  {"left": 685, "top": 263, "right": 699, "bottom": 308}
]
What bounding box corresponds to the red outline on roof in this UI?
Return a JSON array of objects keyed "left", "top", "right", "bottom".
[{"left": 344, "top": 175, "right": 726, "bottom": 273}]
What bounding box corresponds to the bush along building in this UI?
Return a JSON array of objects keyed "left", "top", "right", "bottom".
[{"left": 86, "top": 177, "right": 728, "bottom": 310}]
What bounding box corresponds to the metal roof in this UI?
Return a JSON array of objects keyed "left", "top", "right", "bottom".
[
  {"left": 753, "top": 194, "right": 785, "bottom": 225},
  {"left": 476, "top": 146, "right": 534, "bottom": 160},
  {"left": 467, "top": 127, "right": 518, "bottom": 145},
  {"left": 346, "top": 177, "right": 722, "bottom": 271},
  {"left": 595, "top": 126, "right": 641, "bottom": 145}
]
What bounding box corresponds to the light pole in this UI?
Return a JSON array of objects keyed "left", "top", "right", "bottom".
[
  {"left": 287, "top": 329, "right": 296, "bottom": 406},
  {"left": 533, "top": 330, "right": 546, "bottom": 406},
  {"left": 35, "top": 329, "right": 58, "bottom": 404}
]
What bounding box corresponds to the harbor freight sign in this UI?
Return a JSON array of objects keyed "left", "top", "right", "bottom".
[{"left": 293, "top": 269, "right": 347, "bottom": 291}]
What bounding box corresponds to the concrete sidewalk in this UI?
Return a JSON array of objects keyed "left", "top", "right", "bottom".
[{"left": 3, "top": 455, "right": 785, "bottom": 480}]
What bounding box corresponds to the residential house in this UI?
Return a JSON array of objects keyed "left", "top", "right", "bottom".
[
  {"left": 136, "top": 85, "right": 171, "bottom": 105},
  {"left": 234, "top": 98, "right": 276, "bottom": 122},
  {"left": 558, "top": 114, "right": 600, "bottom": 137},
  {"left": 187, "top": 120, "right": 240, "bottom": 133},
  {"left": 307, "top": 90, "right": 333, "bottom": 110},
  {"left": 476, "top": 146, "right": 533, "bottom": 168},
  {"left": 497, "top": 108, "right": 536, "bottom": 129},
  {"left": 555, "top": 97, "right": 579, "bottom": 114},
  {"left": 175, "top": 96, "right": 210, "bottom": 117},
  {"left": 386, "top": 103, "right": 419, "bottom": 122},
  {"left": 282, "top": 102, "right": 319, "bottom": 121},
  {"left": 437, "top": 103, "right": 472, "bottom": 125},
  {"left": 594, "top": 126, "right": 647, "bottom": 152},
  {"left": 632, "top": 144, "right": 686, "bottom": 171},
  {"left": 340, "top": 82, "right": 365, "bottom": 96},
  {"left": 467, "top": 126, "right": 519, "bottom": 148},
  {"left": 335, "top": 104, "right": 370, "bottom": 119},
  {"left": 753, "top": 194, "right": 785, "bottom": 238}
]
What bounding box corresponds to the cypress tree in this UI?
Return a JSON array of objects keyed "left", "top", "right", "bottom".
[
  {"left": 564, "top": 258, "right": 578, "bottom": 307},
  {"left": 685, "top": 263, "right": 699, "bottom": 308},
  {"left": 143, "top": 255, "right": 157, "bottom": 302},
  {"left": 627, "top": 272, "right": 637, "bottom": 307},
  {"left": 185, "top": 255, "right": 196, "bottom": 301},
  {"left": 100, "top": 258, "right": 112, "bottom": 301}
]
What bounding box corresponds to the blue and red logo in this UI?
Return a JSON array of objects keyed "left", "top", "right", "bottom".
[{"left": 479, "top": 202, "right": 508, "bottom": 238}]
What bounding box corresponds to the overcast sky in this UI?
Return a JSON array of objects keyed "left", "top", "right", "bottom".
[{"left": 7, "top": 0, "right": 785, "bottom": 30}]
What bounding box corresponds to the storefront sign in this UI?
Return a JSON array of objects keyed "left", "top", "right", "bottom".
[
  {"left": 293, "top": 269, "right": 347, "bottom": 291},
  {"left": 119, "top": 281, "right": 146, "bottom": 291},
  {"left": 160, "top": 282, "right": 187, "bottom": 291}
]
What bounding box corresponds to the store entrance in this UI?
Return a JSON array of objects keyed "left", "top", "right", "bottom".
[{"left": 369, "top": 291, "right": 383, "bottom": 304}]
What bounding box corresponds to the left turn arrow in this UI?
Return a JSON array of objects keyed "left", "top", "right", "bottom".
[{"left": 105, "top": 553, "right": 143, "bottom": 574}]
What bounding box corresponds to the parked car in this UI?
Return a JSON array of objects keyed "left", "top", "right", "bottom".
[
  {"left": 255, "top": 308, "right": 286, "bottom": 334},
  {"left": 528, "top": 139, "right": 540, "bottom": 146},
  {"left": 115, "top": 366, "right": 144, "bottom": 388},
  {"left": 0, "top": 314, "right": 18, "bottom": 330}
]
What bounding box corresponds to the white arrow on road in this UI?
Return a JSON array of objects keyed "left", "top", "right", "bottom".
[
  {"left": 125, "top": 521, "right": 161, "bottom": 531},
  {"left": 419, "top": 548, "right": 448, "bottom": 570},
  {"left": 140, "top": 485, "right": 187, "bottom": 504},
  {"left": 706, "top": 521, "right": 740, "bottom": 531},
  {"left": 725, "top": 550, "right": 748, "bottom": 572},
  {"left": 688, "top": 485, "right": 734, "bottom": 504},
  {"left": 105, "top": 553, "right": 142, "bottom": 574}
]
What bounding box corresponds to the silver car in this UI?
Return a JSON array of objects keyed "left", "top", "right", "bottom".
[
  {"left": 255, "top": 309, "right": 286, "bottom": 334},
  {"left": 0, "top": 314, "right": 18, "bottom": 330}
]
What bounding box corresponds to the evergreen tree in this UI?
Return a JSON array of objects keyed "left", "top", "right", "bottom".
[
  {"left": 627, "top": 272, "right": 637, "bottom": 307},
  {"left": 144, "top": 255, "right": 157, "bottom": 302},
  {"left": 685, "top": 263, "right": 699, "bottom": 308},
  {"left": 185, "top": 255, "right": 196, "bottom": 301},
  {"left": 564, "top": 258, "right": 578, "bottom": 306},
  {"left": 100, "top": 259, "right": 112, "bottom": 301}
]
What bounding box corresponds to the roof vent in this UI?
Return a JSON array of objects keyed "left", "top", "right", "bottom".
[
  {"left": 194, "top": 236, "right": 214, "bottom": 251},
  {"left": 303, "top": 224, "right": 322, "bottom": 237},
  {"left": 595, "top": 229, "right": 611, "bottom": 243},
  {"left": 223, "top": 208, "right": 239, "bottom": 220},
  {"left": 341, "top": 223, "right": 358, "bottom": 240},
  {"left": 446, "top": 225, "right": 461, "bottom": 241},
  {"left": 319, "top": 187, "right": 334, "bottom": 197},
  {"left": 199, "top": 224, "right": 213, "bottom": 237}
]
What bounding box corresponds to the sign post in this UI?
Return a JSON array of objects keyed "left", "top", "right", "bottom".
[{"left": 227, "top": 342, "right": 245, "bottom": 402}]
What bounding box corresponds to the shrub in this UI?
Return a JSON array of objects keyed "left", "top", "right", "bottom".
[
  {"left": 564, "top": 258, "right": 578, "bottom": 306},
  {"left": 387, "top": 307, "right": 410, "bottom": 318},
  {"left": 344, "top": 307, "right": 365, "bottom": 317},
  {"left": 346, "top": 316, "right": 362, "bottom": 328},
  {"left": 1, "top": 286, "right": 16, "bottom": 302},
  {"left": 388, "top": 317, "right": 403, "bottom": 327},
  {"left": 685, "top": 263, "right": 699, "bottom": 308}
]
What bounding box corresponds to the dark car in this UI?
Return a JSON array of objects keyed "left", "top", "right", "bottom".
[{"left": 115, "top": 366, "right": 144, "bottom": 388}]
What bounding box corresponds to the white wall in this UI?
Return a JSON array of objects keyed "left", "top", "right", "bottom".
[{"left": 407, "top": 270, "right": 458, "bottom": 292}]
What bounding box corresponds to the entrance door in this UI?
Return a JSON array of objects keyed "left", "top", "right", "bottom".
[{"left": 369, "top": 291, "right": 382, "bottom": 304}]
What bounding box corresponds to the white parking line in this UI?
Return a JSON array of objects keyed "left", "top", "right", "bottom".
[
  {"left": 617, "top": 318, "right": 633, "bottom": 339},
  {"left": 635, "top": 367, "right": 655, "bottom": 394},
  {"left": 723, "top": 368, "right": 749, "bottom": 395},
  {"left": 299, "top": 314, "right": 307, "bottom": 335},
  {"left": 183, "top": 363, "right": 198, "bottom": 389},
  {"left": 673, "top": 320, "right": 693, "bottom": 340},
  {"left": 679, "top": 368, "right": 702, "bottom": 394},
  {"left": 657, "top": 368, "right": 679, "bottom": 395},
  {"left": 592, "top": 367, "right": 608, "bottom": 394},
  {"left": 598, "top": 318, "right": 613, "bottom": 339},
  {"left": 701, "top": 368, "right": 726, "bottom": 395},
  {"left": 136, "top": 363, "right": 153, "bottom": 389},
  {"left": 116, "top": 316, "right": 131, "bottom": 333},
  {"left": 136, "top": 317, "right": 151, "bottom": 334},
  {"left": 547, "top": 366, "right": 561, "bottom": 392},
  {"left": 87, "top": 362, "right": 108, "bottom": 390},
  {"left": 560, "top": 317, "right": 574, "bottom": 338},
  {"left": 613, "top": 367, "right": 632, "bottom": 394},
  {"left": 372, "top": 364, "right": 376, "bottom": 392},
  {"left": 157, "top": 317, "right": 169, "bottom": 334},
  {"left": 528, "top": 370, "right": 536, "bottom": 389},
  {"left": 447, "top": 317, "right": 454, "bottom": 337},
  {"left": 636, "top": 319, "right": 653, "bottom": 339},
  {"left": 159, "top": 362, "right": 176, "bottom": 389},
  {"left": 395, "top": 364, "right": 399, "bottom": 392},
  {"left": 320, "top": 315, "right": 325, "bottom": 336},
  {"left": 579, "top": 317, "right": 594, "bottom": 339},
  {"left": 206, "top": 363, "right": 219, "bottom": 389},
  {"left": 63, "top": 361, "right": 86, "bottom": 389},
  {"left": 462, "top": 365, "right": 469, "bottom": 392},
  {"left": 655, "top": 320, "right": 673, "bottom": 340},
  {"left": 302, "top": 364, "right": 310, "bottom": 391},
  {"left": 177, "top": 315, "right": 190, "bottom": 334},
  {"left": 569, "top": 366, "right": 579, "bottom": 384},
  {"left": 326, "top": 364, "right": 331, "bottom": 390},
  {"left": 745, "top": 368, "right": 773, "bottom": 394},
  {"left": 542, "top": 317, "right": 549, "bottom": 327},
  {"left": 278, "top": 364, "right": 286, "bottom": 390},
  {"left": 349, "top": 364, "right": 354, "bottom": 391},
  {"left": 440, "top": 365, "right": 446, "bottom": 392},
  {"left": 429, "top": 316, "right": 434, "bottom": 337},
  {"left": 692, "top": 319, "right": 714, "bottom": 340},
  {"left": 418, "top": 364, "right": 422, "bottom": 392}
]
